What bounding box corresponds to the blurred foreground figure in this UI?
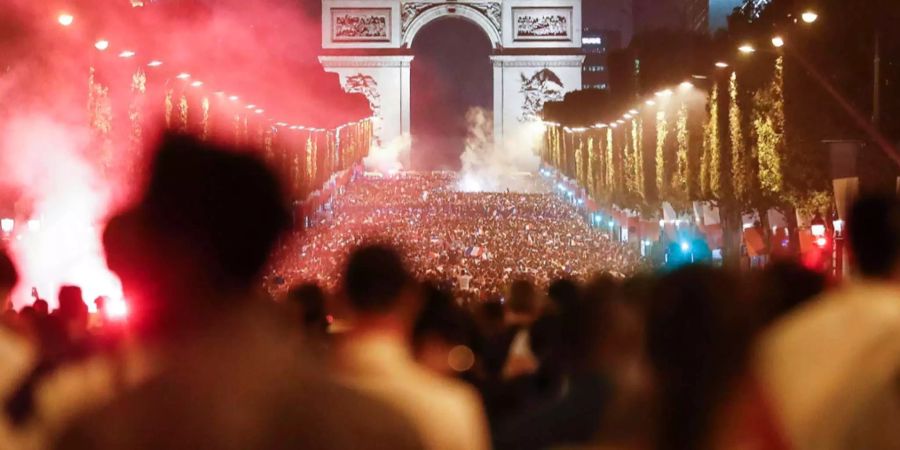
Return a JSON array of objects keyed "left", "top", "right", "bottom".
[
  {"left": 753, "top": 194, "right": 900, "bottom": 450},
  {"left": 55, "top": 134, "right": 424, "bottom": 450},
  {"left": 334, "top": 244, "right": 490, "bottom": 450}
]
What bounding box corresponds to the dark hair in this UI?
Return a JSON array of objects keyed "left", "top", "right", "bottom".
[
  {"left": 413, "top": 283, "right": 476, "bottom": 349},
  {"left": 0, "top": 249, "right": 17, "bottom": 291},
  {"left": 507, "top": 279, "right": 537, "bottom": 315},
  {"left": 848, "top": 193, "right": 900, "bottom": 278},
  {"left": 57, "top": 285, "right": 87, "bottom": 321},
  {"left": 343, "top": 244, "right": 411, "bottom": 313},
  {"left": 140, "top": 133, "right": 290, "bottom": 288},
  {"left": 547, "top": 277, "right": 580, "bottom": 313}
]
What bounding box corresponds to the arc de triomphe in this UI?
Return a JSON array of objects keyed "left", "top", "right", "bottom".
[{"left": 319, "top": 0, "right": 584, "bottom": 150}]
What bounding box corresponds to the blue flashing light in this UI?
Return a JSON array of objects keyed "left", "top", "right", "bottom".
[{"left": 680, "top": 241, "right": 691, "bottom": 252}]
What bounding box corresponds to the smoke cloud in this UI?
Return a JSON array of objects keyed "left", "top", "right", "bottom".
[
  {"left": 364, "top": 132, "right": 410, "bottom": 176},
  {"left": 458, "top": 107, "right": 544, "bottom": 193},
  {"left": 0, "top": 0, "right": 360, "bottom": 308}
]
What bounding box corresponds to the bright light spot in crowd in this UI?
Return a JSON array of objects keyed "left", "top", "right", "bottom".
[
  {"left": 629, "top": 109, "right": 639, "bottom": 115},
  {"left": 246, "top": 104, "right": 255, "bottom": 109},
  {"left": 1, "top": 219, "right": 13, "bottom": 233},
  {"left": 275, "top": 122, "right": 288, "bottom": 127},
  {"left": 176, "top": 73, "right": 191, "bottom": 80},
  {"left": 147, "top": 60, "right": 163, "bottom": 67},
  {"left": 27, "top": 220, "right": 40, "bottom": 232},
  {"left": 594, "top": 123, "right": 607, "bottom": 128},
  {"left": 680, "top": 81, "right": 694, "bottom": 89},
  {"left": 655, "top": 89, "right": 673, "bottom": 98},
  {"left": 58, "top": 13, "right": 74, "bottom": 26},
  {"left": 608, "top": 221, "right": 615, "bottom": 227},
  {"left": 715, "top": 61, "right": 730, "bottom": 68},
  {"left": 771, "top": 36, "right": 785, "bottom": 48},
  {"left": 94, "top": 40, "right": 109, "bottom": 51},
  {"left": 692, "top": 74, "right": 708, "bottom": 80},
  {"left": 802, "top": 11, "right": 818, "bottom": 23},
  {"left": 645, "top": 100, "right": 656, "bottom": 106},
  {"left": 229, "top": 95, "right": 239, "bottom": 101},
  {"left": 739, "top": 44, "right": 756, "bottom": 54},
  {"left": 118, "top": 50, "right": 136, "bottom": 58},
  {"left": 254, "top": 108, "right": 264, "bottom": 114},
  {"left": 448, "top": 345, "right": 475, "bottom": 372},
  {"left": 811, "top": 224, "right": 826, "bottom": 236},
  {"left": 106, "top": 298, "right": 129, "bottom": 320},
  {"left": 816, "top": 237, "right": 828, "bottom": 247},
  {"left": 680, "top": 242, "right": 691, "bottom": 252},
  {"left": 190, "top": 80, "right": 203, "bottom": 87},
  {"left": 623, "top": 114, "right": 632, "bottom": 119},
  {"left": 214, "top": 91, "right": 225, "bottom": 96},
  {"left": 610, "top": 123, "right": 618, "bottom": 128}
]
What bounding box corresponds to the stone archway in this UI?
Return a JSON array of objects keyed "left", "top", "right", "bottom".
[
  {"left": 320, "top": 0, "right": 584, "bottom": 160},
  {"left": 401, "top": 3, "right": 503, "bottom": 49}
]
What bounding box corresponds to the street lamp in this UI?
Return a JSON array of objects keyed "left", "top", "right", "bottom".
[
  {"left": 679, "top": 81, "right": 694, "bottom": 89},
  {"left": 801, "top": 11, "right": 819, "bottom": 23},
  {"left": 94, "top": 40, "right": 109, "bottom": 51},
  {"left": 58, "top": 13, "right": 74, "bottom": 26},
  {"left": 738, "top": 44, "right": 756, "bottom": 54},
  {"left": 771, "top": 36, "right": 785, "bottom": 48},
  {"left": 715, "top": 61, "right": 730, "bottom": 69}
]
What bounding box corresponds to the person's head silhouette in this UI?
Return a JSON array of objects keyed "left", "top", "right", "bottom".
[
  {"left": 104, "top": 133, "right": 289, "bottom": 336},
  {"left": 848, "top": 193, "right": 900, "bottom": 280},
  {"left": 341, "top": 244, "right": 418, "bottom": 328}
]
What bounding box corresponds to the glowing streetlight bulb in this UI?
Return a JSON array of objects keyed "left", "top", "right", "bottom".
[
  {"left": 623, "top": 113, "right": 632, "bottom": 119},
  {"left": 645, "top": 100, "right": 656, "bottom": 106},
  {"left": 801, "top": 11, "right": 818, "bottom": 23},
  {"left": 246, "top": 104, "right": 255, "bottom": 109},
  {"left": 655, "top": 89, "right": 673, "bottom": 97},
  {"left": 772, "top": 36, "right": 785, "bottom": 48},
  {"left": 629, "top": 109, "right": 639, "bottom": 115},
  {"left": 191, "top": 80, "right": 203, "bottom": 87},
  {"left": 738, "top": 44, "right": 756, "bottom": 54},
  {"left": 610, "top": 123, "right": 618, "bottom": 128},
  {"left": 176, "top": 73, "right": 191, "bottom": 80},
  {"left": 255, "top": 108, "right": 264, "bottom": 114},
  {"left": 58, "top": 13, "right": 74, "bottom": 26},
  {"left": 616, "top": 119, "right": 625, "bottom": 124},
  {"left": 118, "top": 50, "right": 135, "bottom": 58},
  {"left": 715, "top": 61, "right": 730, "bottom": 68},
  {"left": 229, "top": 95, "right": 239, "bottom": 101},
  {"left": 94, "top": 40, "right": 109, "bottom": 51},
  {"left": 147, "top": 60, "right": 163, "bottom": 67}
]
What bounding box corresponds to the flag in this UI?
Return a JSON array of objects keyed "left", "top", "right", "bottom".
[{"left": 465, "top": 246, "right": 484, "bottom": 258}]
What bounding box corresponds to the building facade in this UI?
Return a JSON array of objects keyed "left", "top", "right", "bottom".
[{"left": 581, "top": 28, "right": 621, "bottom": 90}]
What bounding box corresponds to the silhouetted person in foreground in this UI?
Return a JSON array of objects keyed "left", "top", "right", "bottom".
[
  {"left": 334, "top": 244, "right": 490, "bottom": 450},
  {"left": 55, "top": 133, "right": 424, "bottom": 450},
  {"left": 647, "top": 266, "right": 752, "bottom": 450},
  {"left": 750, "top": 194, "right": 900, "bottom": 450},
  {"left": 495, "top": 275, "right": 620, "bottom": 450}
]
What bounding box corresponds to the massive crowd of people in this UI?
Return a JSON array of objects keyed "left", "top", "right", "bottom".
[
  {"left": 0, "top": 133, "right": 899, "bottom": 450},
  {"left": 266, "top": 172, "right": 646, "bottom": 301}
]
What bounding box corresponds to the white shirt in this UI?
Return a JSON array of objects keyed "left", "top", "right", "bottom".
[
  {"left": 755, "top": 281, "right": 900, "bottom": 450},
  {"left": 335, "top": 333, "right": 490, "bottom": 450}
]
